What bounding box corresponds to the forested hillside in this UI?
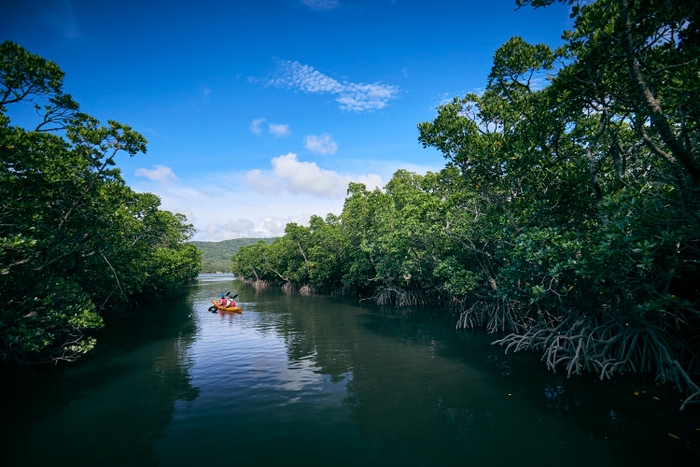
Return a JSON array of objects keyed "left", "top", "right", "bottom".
[
  {"left": 191, "top": 238, "right": 275, "bottom": 273},
  {"left": 233, "top": 0, "right": 700, "bottom": 409},
  {"left": 0, "top": 42, "right": 201, "bottom": 364}
]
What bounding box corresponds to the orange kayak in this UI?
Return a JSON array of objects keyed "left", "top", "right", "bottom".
[{"left": 210, "top": 300, "right": 242, "bottom": 313}]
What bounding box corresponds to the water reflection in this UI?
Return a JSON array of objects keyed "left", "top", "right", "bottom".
[
  {"left": 216, "top": 285, "right": 585, "bottom": 463},
  {"left": 233, "top": 280, "right": 700, "bottom": 465},
  {"left": 2, "top": 276, "right": 698, "bottom": 466},
  {"left": 0, "top": 291, "right": 200, "bottom": 466}
]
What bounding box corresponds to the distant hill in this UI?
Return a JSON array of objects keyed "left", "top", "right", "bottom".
[{"left": 190, "top": 238, "right": 276, "bottom": 273}]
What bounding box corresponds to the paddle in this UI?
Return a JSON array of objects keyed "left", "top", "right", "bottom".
[
  {"left": 208, "top": 293, "right": 239, "bottom": 312},
  {"left": 209, "top": 292, "right": 230, "bottom": 312}
]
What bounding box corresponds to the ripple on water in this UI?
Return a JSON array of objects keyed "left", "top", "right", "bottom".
[{"left": 5, "top": 277, "right": 691, "bottom": 466}]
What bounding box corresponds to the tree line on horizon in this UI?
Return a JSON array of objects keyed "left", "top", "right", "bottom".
[
  {"left": 0, "top": 42, "right": 201, "bottom": 365},
  {"left": 233, "top": 0, "right": 700, "bottom": 409},
  {"left": 191, "top": 238, "right": 275, "bottom": 273}
]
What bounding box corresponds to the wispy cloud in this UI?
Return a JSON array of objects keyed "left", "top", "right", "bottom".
[
  {"left": 250, "top": 118, "right": 291, "bottom": 137},
  {"left": 47, "top": 0, "right": 78, "bottom": 38},
  {"left": 529, "top": 75, "right": 550, "bottom": 91},
  {"left": 139, "top": 127, "right": 169, "bottom": 140},
  {"left": 250, "top": 118, "right": 266, "bottom": 135},
  {"left": 304, "top": 133, "right": 338, "bottom": 155},
  {"left": 245, "top": 152, "right": 382, "bottom": 198},
  {"left": 266, "top": 60, "right": 399, "bottom": 112},
  {"left": 429, "top": 91, "right": 468, "bottom": 115},
  {"left": 135, "top": 165, "right": 180, "bottom": 184},
  {"left": 192, "top": 86, "right": 211, "bottom": 111},
  {"left": 268, "top": 123, "right": 291, "bottom": 137},
  {"left": 299, "top": 0, "right": 343, "bottom": 11}
]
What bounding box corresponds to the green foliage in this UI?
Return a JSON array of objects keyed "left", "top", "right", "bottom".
[
  {"left": 233, "top": 170, "right": 460, "bottom": 302},
  {"left": 435, "top": 0, "right": 699, "bottom": 405},
  {"left": 190, "top": 237, "right": 275, "bottom": 273},
  {"left": 0, "top": 41, "right": 201, "bottom": 364},
  {"left": 231, "top": 0, "right": 700, "bottom": 407}
]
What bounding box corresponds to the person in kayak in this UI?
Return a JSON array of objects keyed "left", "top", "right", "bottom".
[
  {"left": 226, "top": 297, "right": 236, "bottom": 307},
  {"left": 217, "top": 294, "right": 227, "bottom": 306}
]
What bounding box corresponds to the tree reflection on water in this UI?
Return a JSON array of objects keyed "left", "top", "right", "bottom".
[
  {"left": 0, "top": 299, "right": 199, "bottom": 466},
  {"left": 253, "top": 287, "right": 700, "bottom": 465},
  {"left": 2, "top": 281, "right": 698, "bottom": 466}
]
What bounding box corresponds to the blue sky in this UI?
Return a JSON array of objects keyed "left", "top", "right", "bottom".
[{"left": 5, "top": 0, "right": 572, "bottom": 241}]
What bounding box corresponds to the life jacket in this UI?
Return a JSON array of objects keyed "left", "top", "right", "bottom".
[{"left": 218, "top": 298, "right": 227, "bottom": 305}]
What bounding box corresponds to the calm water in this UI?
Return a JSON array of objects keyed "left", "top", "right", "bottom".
[{"left": 1, "top": 275, "right": 699, "bottom": 466}]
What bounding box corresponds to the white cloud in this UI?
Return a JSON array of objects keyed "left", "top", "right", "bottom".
[
  {"left": 201, "top": 214, "right": 317, "bottom": 241},
  {"left": 304, "top": 133, "right": 337, "bottom": 155},
  {"left": 268, "top": 123, "right": 291, "bottom": 137},
  {"left": 205, "top": 218, "right": 256, "bottom": 238},
  {"left": 336, "top": 82, "right": 399, "bottom": 112},
  {"left": 272, "top": 153, "right": 342, "bottom": 197},
  {"left": 245, "top": 152, "right": 383, "bottom": 199},
  {"left": 250, "top": 118, "right": 290, "bottom": 137},
  {"left": 260, "top": 215, "right": 310, "bottom": 236},
  {"left": 178, "top": 208, "right": 196, "bottom": 223},
  {"left": 299, "top": 0, "right": 342, "bottom": 10},
  {"left": 266, "top": 60, "right": 399, "bottom": 112},
  {"left": 203, "top": 214, "right": 315, "bottom": 241},
  {"left": 135, "top": 165, "right": 180, "bottom": 184},
  {"left": 245, "top": 169, "right": 281, "bottom": 194},
  {"left": 250, "top": 118, "right": 266, "bottom": 135},
  {"left": 269, "top": 61, "right": 343, "bottom": 94},
  {"left": 129, "top": 155, "right": 392, "bottom": 242}
]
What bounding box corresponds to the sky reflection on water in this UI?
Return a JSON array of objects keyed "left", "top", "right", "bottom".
[{"left": 2, "top": 275, "right": 698, "bottom": 466}]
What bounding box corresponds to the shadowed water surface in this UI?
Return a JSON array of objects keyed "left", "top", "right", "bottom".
[{"left": 1, "top": 275, "right": 699, "bottom": 466}]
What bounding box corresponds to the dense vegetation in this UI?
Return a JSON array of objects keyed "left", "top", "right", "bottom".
[
  {"left": 0, "top": 42, "right": 201, "bottom": 364},
  {"left": 233, "top": 0, "right": 700, "bottom": 409},
  {"left": 191, "top": 238, "right": 275, "bottom": 273}
]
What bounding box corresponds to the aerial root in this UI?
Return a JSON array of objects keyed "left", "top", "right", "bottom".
[
  {"left": 329, "top": 284, "right": 357, "bottom": 296},
  {"left": 456, "top": 298, "right": 529, "bottom": 333},
  {"left": 239, "top": 277, "right": 270, "bottom": 290},
  {"left": 492, "top": 312, "right": 700, "bottom": 410},
  {"left": 373, "top": 285, "right": 427, "bottom": 307}
]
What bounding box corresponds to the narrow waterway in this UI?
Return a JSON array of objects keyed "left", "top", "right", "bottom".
[{"left": 1, "top": 275, "right": 698, "bottom": 466}]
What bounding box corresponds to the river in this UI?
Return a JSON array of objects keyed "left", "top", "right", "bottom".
[{"left": 1, "top": 275, "right": 698, "bottom": 466}]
